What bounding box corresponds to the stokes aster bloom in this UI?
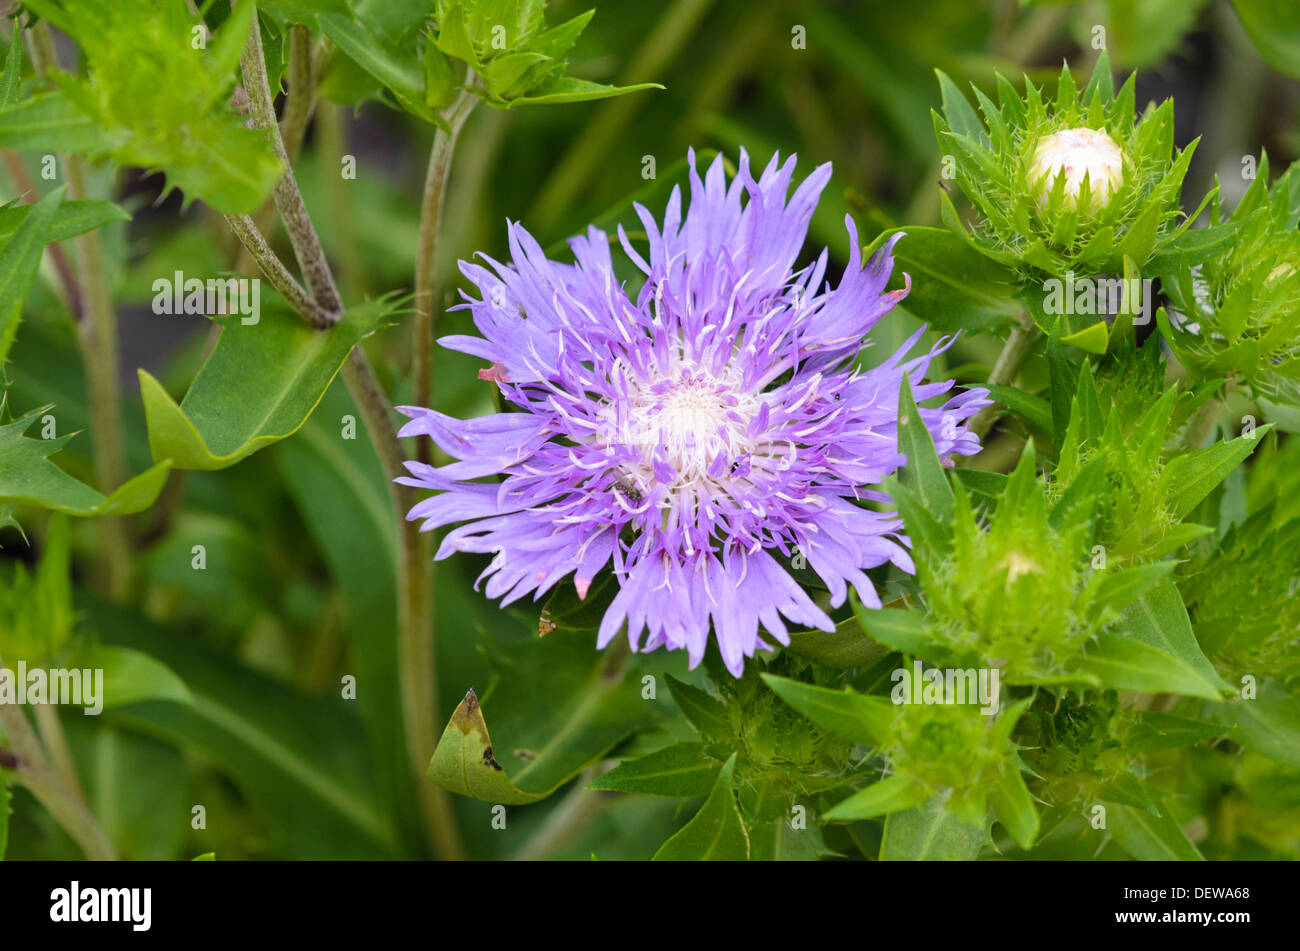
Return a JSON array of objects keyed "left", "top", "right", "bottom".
[{"left": 398, "top": 150, "right": 989, "bottom": 675}]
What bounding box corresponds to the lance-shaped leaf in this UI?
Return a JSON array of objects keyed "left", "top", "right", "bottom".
[
  {"left": 588, "top": 742, "right": 719, "bottom": 798},
  {"left": 897, "top": 375, "right": 955, "bottom": 523},
  {"left": 878, "top": 793, "right": 986, "bottom": 859},
  {"left": 1077, "top": 579, "right": 1231, "bottom": 699},
  {"left": 0, "top": 94, "right": 110, "bottom": 153},
  {"left": 140, "top": 296, "right": 396, "bottom": 471},
  {"left": 88, "top": 599, "right": 400, "bottom": 859},
  {"left": 784, "top": 614, "right": 893, "bottom": 669},
  {"left": 652, "top": 754, "right": 749, "bottom": 860},
  {"left": 1160, "top": 425, "right": 1273, "bottom": 517},
  {"left": 664, "top": 673, "right": 730, "bottom": 741},
  {"left": 0, "top": 408, "right": 172, "bottom": 517},
  {"left": 989, "top": 765, "right": 1039, "bottom": 850},
  {"left": 75, "top": 644, "right": 191, "bottom": 710},
  {"left": 761, "top": 674, "right": 894, "bottom": 748},
  {"left": 1208, "top": 679, "right": 1300, "bottom": 769},
  {"left": 1107, "top": 799, "right": 1205, "bottom": 861},
  {"left": 749, "top": 816, "right": 828, "bottom": 861},
  {"left": 0, "top": 187, "right": 64, "bottom": 368},
  {"left": 0, "top": 198, "right": 129, "bottom": 248},
  {"left": 826, "top": 775, "right": 929, "bottom": 821}
]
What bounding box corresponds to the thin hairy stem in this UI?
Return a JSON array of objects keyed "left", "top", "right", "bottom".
[
  {"left": 26, "top": 21, "right": 130, "bottom": 598},
  {"left": 238, "top": 6, "right": 341, "bottom": 319},
  {"left": 968, "top": 307, "right": 1039, "bottom": 440},
  {"left": 341, "top": 349, "right": 465, "bottom": 861},
  {"left": 413, "top": 83, "right": 479, "bottom": 451}
]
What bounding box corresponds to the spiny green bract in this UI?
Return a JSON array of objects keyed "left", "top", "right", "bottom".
[
  {"left": 23, "top": 0, "right": 281, "bottom": 214},
  {"left": 880, "top": 700, "right": 1023, "bottom": 826},
  {"left": 916, "top": 445, "right": 1111, "bottom": 685},
  {"left": 1179, "top": 506, "right": 1300, "bottom": 682},
  {"left": 1019, "top": 692, "right": 1132, "bottom": 808},
  {"left": 934, "top": 52, "right": 1207, "bottom": 279},
  {"left": 1160, "top": 152, "right": 1300, "bottom": 408},
  {"left": 711, "top": 657, "right": 855, "bottom": 813},
  {"left": 1055, "top": 352, "right": 1200, "bottom": 564}
]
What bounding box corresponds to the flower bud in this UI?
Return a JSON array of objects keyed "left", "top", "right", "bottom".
[{"left": 1028, "top": 127, "right": 1124, "bottom": 209}]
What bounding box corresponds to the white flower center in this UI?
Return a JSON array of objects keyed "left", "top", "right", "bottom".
[{"left": 1028, "top": 127, "right": 1124, "bottom": 208}]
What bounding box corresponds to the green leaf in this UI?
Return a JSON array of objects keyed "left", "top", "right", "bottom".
[
  {"left": 140, "top": 296, "right": 395, "bottom": 470},
  {"left": 275, "top": 381, "right": 414, "bottom": 835},
  {"left": 1059, "top": 321, "right": 1110, "bottom": 354},
  {"left": 1, "top": 35, "right": 22, "bottom": 109},
  {"left": 86, "top": 599, "right": 401, "bottom": 859},
  {"left": 588, "top": 742, "right": 719, "bottom": 798},
  {"left": 0, "top": 198, "right": 130, "bottom": 247},
  {"left": 1126, "top": 712, "right": 1224, "bottom": 755},
  {"left": 318, "top": 13, "right": 442, "bottom": 126},
  {"left": 1101, "top": 580, "right": 1232, "bottom": 698},
  {"left": 935, "top": 70, "right": 985, "bottom": 142},
  {"left": 1231, "top": 0, "right": 1300, "bottom": 78},
  {"left": 664, "top": 673, "right": 730, "bottom": 741},
  {"left": 784, "top": 615, "right": 892, "bottom": 669},
  {"left": 430, "top": 633, "right": 650, "bottom": 803},
  {"left": 873, "top": 227, "right": 1019, "bottom": 334},
  {"left": 429, "top": 688, "right": 547, "bottom": 805},
  {"left": 951, "top": 468, "right": 1008, "bottom": 500},
  {"left": 878, "top": 793, "right": 986, "bottom": 859},
  {"left": 983, "top": 384, "right": 1052, "bottom": 433},
  {"left": 652, "top": 754, "right": 749, "bottom": 860},
  {"left": 1075, "top": 635, "right": 1209, "bottom": 697},
  {"left": 62, "top": 721, "right": 186, "bottom": 860},
  {"left": 508, "top": 76, "right": 663, "bottom": 106},
  {"left": 851, "top": 597, "right": 938, "bottom": 658},
  {"left": 20, "top": 0, "right": 281, "bottom": 213},
  {"left": 0, "top": 409, "right": 172, "bottom": 517},
  {"left": 897, "top": 375, "right": 954, "bottom": 522},
  {"left": 0, "top": 187, "right": 64, "bottom": 368},
  {"left": 1208, "top": 680, "right": 1300, "bottom": 769},
  {"left": 1161, "top": 426, "right": 1272, "bottom": 518},
  {"left": 1107, "top": 799, "right": 1204, "bottom": 860},
  {"left": 0, "top": 94, "right": 111, "bottom": 153},
  {"left": 748, "top": 816, "right": 826, "bottom": 861},
  {"left": 826, "top": 775, "right": 928, "bottom": 821},
  {"left": 77, "top": 644, "right": 191, "bottom": 710},
  {"left": 762, "top": 673, "right": 894, "bottom": 747},
  {"left": 989, "top": 766, "right": 1038, "bottom": 850},
  {"left": 1091, "top": 561, "right": 1176, "bottom": 616}
]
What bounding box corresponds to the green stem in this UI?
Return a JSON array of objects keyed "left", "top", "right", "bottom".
[
  {"left": 26, "top": 22, "right": 130, "bottom": 598},
  {"left": 969, "top": 307, "right": 1039, "bottom": 440},
  {"left": 0, "top": 655, "right": 116, "bottom": 860},
  {"left": 223, "top": 212, "right": 329, "bottom": 325},
  {"left": 511, "top": 766, "right": 611, "bottom": 861},
  {"left": 340, "top": 349, "right": 465, "bottom": 861},
  {"left": 238, "top": 6, "right": 341, "bottom": 319},
  {"left": 413, "top": 83, "right": 478, "bottom": 441},
  {"left": 280, "top": 24, "right": 319, "bottom": 166},
  {"left": 227, "top": 2, "right": 465, "bottom": 861}
]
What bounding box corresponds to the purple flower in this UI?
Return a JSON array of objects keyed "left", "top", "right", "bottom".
[{"left": 398, "top": 150, "right": 989, "bottom": 675}]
